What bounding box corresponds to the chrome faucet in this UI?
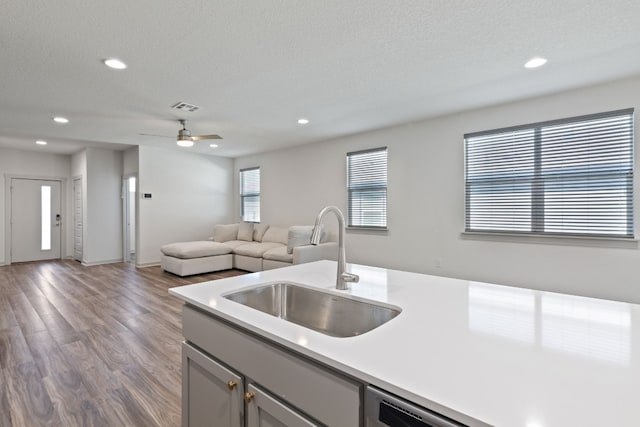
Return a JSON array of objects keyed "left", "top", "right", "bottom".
[{"left": 311, "top": 206, "right": 359, "bottom": 290}]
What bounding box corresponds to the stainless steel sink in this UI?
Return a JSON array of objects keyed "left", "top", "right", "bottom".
[{"left": 223, "top": 282, "right": 401, "bottom": 337}]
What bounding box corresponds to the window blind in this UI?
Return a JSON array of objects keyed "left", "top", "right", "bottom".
[
  {"left": 240, "top": 167, "right": 260, "bottom": 222},
  {"left": 465, "top": 109, "right": 634, "bottom": 238},
  {"left": 347, "top": 147, "right": 387, "bottom": 228}
]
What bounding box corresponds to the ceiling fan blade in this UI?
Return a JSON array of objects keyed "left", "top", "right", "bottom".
[{"left": 192, "top": 134, "right": 223, "bottom": 141}]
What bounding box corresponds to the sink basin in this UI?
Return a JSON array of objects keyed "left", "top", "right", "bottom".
[{"left": 223, "top": 282, "right": 401, "bottom": 337}]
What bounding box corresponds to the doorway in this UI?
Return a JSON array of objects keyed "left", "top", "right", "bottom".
[
  {"left": 123, "top": 176, "right": 136, "bottom": 263},
  {"left": 10, "top": 178, "right": 62, "bottom": 263},
  {"left": 73, "top": 177, "right": 83, "bottom": 261}
]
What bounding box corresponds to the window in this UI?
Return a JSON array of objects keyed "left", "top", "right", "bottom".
[
  {"left": 465, "top": 109, "right": 634, "bottom": 238},
  {"left": 41, "top": 185, "right": 51, "bottom": 250},
  {"left": 347, "top": 147, "right": 387, "bottom": 228},
  {"left": 240, "top": 167, "right": 260, "bottom": 222}
]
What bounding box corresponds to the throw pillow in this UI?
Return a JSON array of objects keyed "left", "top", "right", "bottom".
[
  {"left": 238, "top": 222, "right": 254, "bottom": 241},
  {"left": 253, "top": 223, "right": 270, "bottom": 242},
  {"left": 212, "top": 223, "right": 239, "bottom": 242},
  {"left": 262, "top": 226, "right": 289, "bottom": 245}
]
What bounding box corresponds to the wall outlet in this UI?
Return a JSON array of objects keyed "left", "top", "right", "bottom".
[{"left": 435, "top": 257, "right": 442, "bottom": 268}]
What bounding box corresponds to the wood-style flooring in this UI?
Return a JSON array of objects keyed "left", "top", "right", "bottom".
[{"left": 0, "top": 260, "right": 245, "bottom": 426}]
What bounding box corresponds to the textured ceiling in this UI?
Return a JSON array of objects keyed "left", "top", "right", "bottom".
[{"left": 2, "top": 0, "right": 640, "bottom": 157}]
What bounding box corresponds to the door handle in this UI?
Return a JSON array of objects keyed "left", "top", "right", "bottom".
[{"left": 55, "top": 214, "right": 61, "bottom": 227}]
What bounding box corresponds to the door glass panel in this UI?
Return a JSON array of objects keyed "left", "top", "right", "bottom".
[{"left": 41, "top": 185, "right": 51, "bottom": 250}]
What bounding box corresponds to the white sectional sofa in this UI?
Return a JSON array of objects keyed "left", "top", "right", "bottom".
[{"left": 160, "top": 222, "right": 337, "bottom": 276}]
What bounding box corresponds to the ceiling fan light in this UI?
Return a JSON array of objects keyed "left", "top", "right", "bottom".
[{"left": 177, "top": 136, "right": 194, "bottom": 147}]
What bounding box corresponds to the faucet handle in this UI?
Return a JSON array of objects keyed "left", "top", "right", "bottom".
[{"left": 342, "top": 272, "right": 359, "bottom": 283}]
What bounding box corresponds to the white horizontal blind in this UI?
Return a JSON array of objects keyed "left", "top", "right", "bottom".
[
  {"left": 465, "top": 109, "right": 634, "bottom": 238},
  {"left": 240, "top": 167, "right": 260, "bottom": 222},
  {"left": 347, "top": 147, "right": 387, "bottom": 228}
]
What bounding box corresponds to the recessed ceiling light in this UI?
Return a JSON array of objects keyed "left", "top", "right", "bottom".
[
  {"left": 209, "top": 143, "right": 219, "bottom": 148},
  {"left": 36, "top": 140, "right": 47, "bottom": 145},
  {"left": 53, "top": 116, "right": 69, "bottom": 124},
  {"left": 524, "top": 57, "right": 547, "bottom": 69},
  {"left": 297, "top": 118, "right": 310, "bottom": 125},
  {"left": 103, "top": 58, "right": 127, "bottom": 70}
]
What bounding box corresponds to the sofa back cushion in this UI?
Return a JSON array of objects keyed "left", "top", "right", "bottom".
[
  {"left": 287, "top": 225, "right": 314, "bottom": 254},
  {"left": 253, "top": 223, "right": 270, "bottom": 242},
  {"left": 262, "top": 226, "right": 288, "bottom": 245},
  {"left": 213, "top": 223, "right": 239, "bottom": 242},
  {"left": 237, "top": 222, "right": 254, "bottom": 241}
]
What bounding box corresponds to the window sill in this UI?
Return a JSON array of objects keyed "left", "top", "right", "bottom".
[
  {"left": 347, "top": 226, "right": 388, "bottom": 235},
  {"left": 460, "top": 231, "right": 638, "bottom": 249}
]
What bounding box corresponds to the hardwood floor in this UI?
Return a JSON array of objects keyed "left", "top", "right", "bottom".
[{"left": 0, "top": 260, "right": 245, "bottom": 426}]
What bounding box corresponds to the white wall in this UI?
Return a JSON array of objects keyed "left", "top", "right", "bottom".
[
  {"left": 123, "top": 146, "right": 139, "bottom": 176},
  {"left": 235, "top": 75, "right": 640, "bottom": 304},
  {"left": 0, "top": 147, "right": 72, "bottom": 264},
  {"left": 137, "top": 145, "right": 234, "bottom": 266},
  {"left": 84, "top": 147, "right": 124, "bottom": 265}
]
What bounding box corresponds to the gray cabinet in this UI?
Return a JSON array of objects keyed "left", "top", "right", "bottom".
[
  {"left": 182, "top": 343, "right": 244, "bottom": 427},
  {"left": 181, "top": 305, "right": 361, "bottom": 427}
]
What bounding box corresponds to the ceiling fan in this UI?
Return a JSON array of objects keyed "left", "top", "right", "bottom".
[
  {"left": 140, "top": 119, "right": 222, "bottom": 147},
  {"left": 175, "top": 119, "right": 222, "bottom": 147}
]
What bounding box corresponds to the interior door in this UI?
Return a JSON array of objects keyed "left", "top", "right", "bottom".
[
  {"left": 73, "top": 177, "right": 83, "bottom": 261},
  {"left": 11, "top": 178, "right": 62, "bottom": 262},
  {"left": 122, "top": 176, "right": 136, "bottom": 263}
]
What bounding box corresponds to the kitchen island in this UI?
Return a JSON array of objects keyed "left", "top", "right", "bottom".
[{"left": 169, "top": 260, "right": 640, "bottom": 427}]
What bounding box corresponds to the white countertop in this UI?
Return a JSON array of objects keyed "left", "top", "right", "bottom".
[{"left": 169, "top": 260, "right": 640, "bottom": 427}]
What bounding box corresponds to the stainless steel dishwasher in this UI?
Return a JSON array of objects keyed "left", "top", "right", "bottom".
[{"left": 365, "top": 386, "right": 467, "bottom": 427}]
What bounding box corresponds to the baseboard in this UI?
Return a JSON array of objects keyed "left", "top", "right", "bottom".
[
  {"left": 81, "top": 258, "right": 124, "bottom": 267},
  {"left": 135, "top": 261, "right": 161, "bottom": 268}
]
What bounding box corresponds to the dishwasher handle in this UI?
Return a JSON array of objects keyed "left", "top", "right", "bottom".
[{"left": 365, "top": 386, "right": 467, "bottom": 427}]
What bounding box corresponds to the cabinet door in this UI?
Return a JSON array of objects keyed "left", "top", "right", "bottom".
[
  {"left": 183, "top": 343, "right": 244, "bottom": 427},
  {"left": 246, "top": 383, "right": 321, "bottom": 427}
]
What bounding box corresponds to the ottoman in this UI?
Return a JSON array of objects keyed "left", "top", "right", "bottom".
[{"left": 160, "top": 241, "right": 233, "bottom": 276}]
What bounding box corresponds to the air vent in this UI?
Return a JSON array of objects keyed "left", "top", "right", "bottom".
[{"left": 171, "top": 102, "right": 200, "bottom": 113}]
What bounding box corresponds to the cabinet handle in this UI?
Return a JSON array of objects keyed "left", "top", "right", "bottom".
[
  {"left": 227, "top": 380, "right": 237, "bottom": 390},
  {"left": 244, "top": 392, "right": 255, "bottom": 403}
]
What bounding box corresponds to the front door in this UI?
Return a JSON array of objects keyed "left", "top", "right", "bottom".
[{"left": 11, "top": 178, "right": 62, "bottom": 262}]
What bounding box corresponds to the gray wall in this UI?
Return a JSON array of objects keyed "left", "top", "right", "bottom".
[
  {"left": 137, "top": 145, "right": 235, "bottom": 266},
  {"left": 235, "top": 75, "right": 640, "bottom": 303},
  {"left": 84, "top": 147, "right": 124, "bottom": 265}
]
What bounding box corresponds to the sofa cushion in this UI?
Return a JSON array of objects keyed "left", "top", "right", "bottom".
[
  {"left": 222, "top": 240, "right": 252, "bottom": 251},
  {"left": 233, "top": 242, "right": 284, "bottom": 258},
  {"left": 238, "top": 222, "right": 254, "bottom": 241},
  {"left": 253, "top": 223, "right": 270, "bottom": 242},
  {"left": 262, "top": 226, "right": 288, "bottom": 245},
  {"left": 213, "top": 224, "right": 239, "bottom": 242},
  {"left": 287, "top": 225, "right": 314, "bottom": 254},
  {"left": 263, "top": 246, "right": 293, "bottom": 263},
  {"left": 161, "top": 241, "right": 232, "bottom": 259}
]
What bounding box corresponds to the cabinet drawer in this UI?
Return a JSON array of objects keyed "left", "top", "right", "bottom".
[{"left": 183, "top": 305, "right": 361, "bottom": 427}]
